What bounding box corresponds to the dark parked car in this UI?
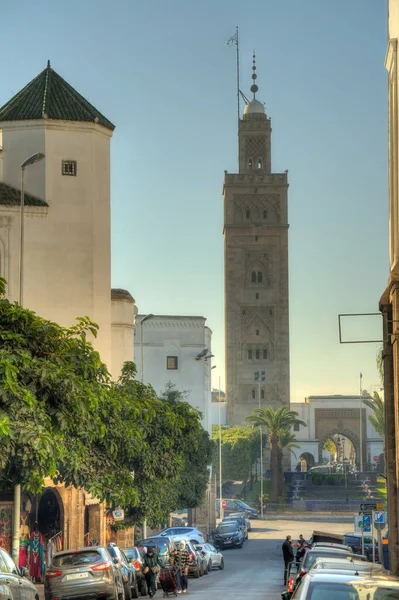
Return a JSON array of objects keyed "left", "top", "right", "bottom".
[
  {"left": 344, "top": 532, "right": 379, "bottom": 561},
  {"left": 214, "top": 522, "right": 244, "bottom": 549},
  {"left": 45, "top": 546, "right": 122, "bottom": 600},
  {"left": 216, "top": 499, "right": 258, "bottom": 519},
  {"left": 121, "top": 547, "right": 147, "bottom": 597},
  {"left": 107, "top": 543, "right": 138, "bottom": 599},
  {"left": 222, "top": 515, "right": 248, "bottom": 540},
  {"left": 0, "top": 547, "right": 38, "bottom": 600}
]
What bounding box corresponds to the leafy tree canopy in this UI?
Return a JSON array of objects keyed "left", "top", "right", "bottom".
[{"left": 212, "top": 425, "right": 260, "bottom": 482}]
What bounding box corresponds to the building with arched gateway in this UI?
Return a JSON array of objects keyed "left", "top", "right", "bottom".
[{"left": 291, "top": 395, "right": 383, "bottom": 471}]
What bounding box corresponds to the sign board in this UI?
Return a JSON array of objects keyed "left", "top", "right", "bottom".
[
  {"left": 360, "top": 503, "right": 377, "bottom": 514},
  {"left": 221, "top": 500, "right": 227, "bottom": 510},
  {"left": 374, "top": 511, "right": 387, "bottom": 524},
  {"left": 112, "top": 508, "right": 125, "bottom": 522},
  {"left": 373, "top": 456, "right": 379, "bottom": 463},
  {"left": 355, "top": 514, "right": 371, "bottom": 533}
]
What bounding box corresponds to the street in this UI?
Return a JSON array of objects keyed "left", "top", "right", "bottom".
[{"left": 184, "top": 519, "right": 350, "bottom": 600}]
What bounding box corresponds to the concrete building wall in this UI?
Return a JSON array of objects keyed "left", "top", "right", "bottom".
[
  {"left": 134, "top": 315, "right": 213, "bottom": 433},
  {"left": 0, "top": 120, "right": 112, "bottom": 366},
  {"left": 211, "top": 401, "right": 227, "bottom": 426},
  {"left": 111, "top": 289, "right": 137, "bottom": 380}
]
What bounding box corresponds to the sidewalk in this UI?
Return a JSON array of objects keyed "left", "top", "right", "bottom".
[{"left": 36, "top": 583, "right": 44, "bottom": 599}]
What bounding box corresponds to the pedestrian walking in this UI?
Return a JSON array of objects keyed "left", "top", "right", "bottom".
[
  {"left": 174, "top": 541, "right": 190, "bottom": 594},
  {"left": 282, "top": 535, "right": 294, "bottom": 585},
  {"left": 142, "top": 547, "right": 162, "bottom": 598}
]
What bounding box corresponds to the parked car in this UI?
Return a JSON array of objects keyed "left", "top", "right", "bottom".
[
  {"left": 292, "top": 547, "right": 366, "bottom": 593},
  {"left": 216, "top": 499, "right": 257, "bottom": 519},
  {"left": 121, "top": 547, "right": 147, "bottom": 597},
  {"left": 0, "top": 547, "right": 38, "bottom": 600},
  {"left": 283, "top": 571, "right": 399, "bottom": 600},
  {"left": 344, "top": 532, "right": 379, "bottom": 561},
  {"left": 107, "top": 543, "right": 138, "bottom": 599},
  {"left": 311, "top": 542, "right": 352, "bottom": 552},
  {"left": 213, "top": 522, "right": 244, "bottom": 549},
  {"left": 222, "top": 515, "right": 248, "bottom": 540},
  {"left": 184, "top": 540, "right": 203, "bottom": 578},
  {"left": 45, "top": 546, "right": 123, "bottom": 600},
  {"left": 136, "top": 536, "right": 177, "bottom": 566},
  {"left": 194, "top": 543, "right": 224, "bottom": 570},
  {"left": 171, "top": 516, "right": 188, "bottom": 527},
  {"left": 192, "top": 543, "right": 208, "bottom": 575},
  {"left": 310, "top": 556, "right": 386, "bottom": 575},
  {"left": 157, "top": 527, "right": 204, "bottom": 543}
]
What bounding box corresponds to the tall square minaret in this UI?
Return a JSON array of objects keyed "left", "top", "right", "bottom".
[{"left": 223, "top": 56, "right": 290, "bottom": 424}]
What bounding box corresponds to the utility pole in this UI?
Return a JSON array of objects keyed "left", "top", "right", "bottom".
[
  {"left": 359, "top": 372, "right": 364, "bottom": 472},
  {"left": 255, "top": 371, "right": 266, "bottom": 519}
]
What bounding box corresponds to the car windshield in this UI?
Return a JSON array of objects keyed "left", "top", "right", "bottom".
[
  {"left": 235, "top": 501, "right": 250, "bottom": 509},
  {"left": 122, "top": 548, "right": 140, "bottom": 561},
  {"left": 141, "top": 539, "right": 169, "bottom": 554},
  {"left": 53, "top": 551, "right": 103, "bottom": 567},
  {"left": 308, "top": 582, "right": 359, "bottom": 599},
  {"left": 304, "top": 551, "right": 353, "bottom": 569},
  {"left": 217, "top": 524, "right": 237, "bottom": 533}
]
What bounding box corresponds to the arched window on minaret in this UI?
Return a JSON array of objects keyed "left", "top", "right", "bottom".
[
  {"left": 257, "top": 271, "right": 263, "bottom": 284},
  {"left": 248, "top": 158, "right": 253, "bottom": 170},
  {"left": 252, "top": 389, "right": 256, "bottom": 400},
  {"left": 251, "top": 271, "right": 256, "bottom": 283},
  {"left": 257, "top": 158, "right": 263, "bottom": 170},
  {"left": 246, "top": 209, "right": 250, "bottom": 219},
  {"left": 261, "top": 389, "right": 265, "bottom": 400},
  {"left": 263, "top": 209, "right": 268, "bottom": 219},
  {"left": 255, "top": 349, "right": 260, "bottom": 360},
  {"left": 248, "top": 349, "right": 253, "bottom": 360}
]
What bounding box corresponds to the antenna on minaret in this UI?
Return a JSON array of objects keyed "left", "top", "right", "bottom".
[
  {"left": 251, "top": 52, "right": 259, "bottom": 99},
  {"left": 227, "top": 26, "right": 240, "bottom": 130}
]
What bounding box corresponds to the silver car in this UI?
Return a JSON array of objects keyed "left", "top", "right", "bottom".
[
  {"left": 45, "top": 547, "right": 123, "bottom": 600},
  {"left": 0, "top": 547, "right": 38, "bottom": 600},
  {"left": 194, "top": 543, "right": 224, "bottom": 570}
]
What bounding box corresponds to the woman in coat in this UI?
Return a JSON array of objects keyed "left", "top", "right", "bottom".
[{"left": 142, "top": 547, "right": 162, "bottom": 598}]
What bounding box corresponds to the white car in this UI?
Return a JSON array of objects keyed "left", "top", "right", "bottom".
[
  {"left": 194, "top": 543, "right": 224, "bottom": 570},
  {"left": 158, "top": 527, "right": 205, "bottom": 544}
]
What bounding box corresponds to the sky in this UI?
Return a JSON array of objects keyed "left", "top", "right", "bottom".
[{"left": 1, "top": 0, "right": 388, "bottom": 401}]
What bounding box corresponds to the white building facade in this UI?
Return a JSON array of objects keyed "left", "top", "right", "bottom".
[
  {"left": 0, "top": 61, "right": 136, "bottom": 376},
  {"left": 134, "top": 315, "right": 213, "bottom": 433},
  {"left": 291, "top": 395, "right": 383, "bottom": 470}
]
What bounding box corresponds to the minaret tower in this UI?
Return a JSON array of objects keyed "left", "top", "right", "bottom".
[{"left": 223, "top": 55, "right": 290, "bottom": 424}]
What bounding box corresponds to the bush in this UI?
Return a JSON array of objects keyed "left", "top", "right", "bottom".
[
  {"left": 326, "top": 475, "right": 336, "bottom": 486},
  {"left": 312, "top": 474, "right": 323, "bottom": 485}
]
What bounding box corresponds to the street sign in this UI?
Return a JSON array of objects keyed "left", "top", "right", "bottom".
[
  {"left": 360, "top": 503, "right": 377, "bottom": 514},
  {"left": 221, "top": 500, "right": 227, "bottom": 509},
  {"left": 355, "top": 514, "right": 371, "bottom": 533},
  {"left": 374, "top": 511, "right": 387, "bottom": 524},
  {"left": 373, "top": 455, "right": 379, "bottom": 463},
  {"left": 361, "top": 514, "right": 371, "bottom": 533}
]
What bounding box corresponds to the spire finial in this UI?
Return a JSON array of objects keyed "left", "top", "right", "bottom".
[
  {"left": 47, "top": 60, "right": 51, "bottom": 69},
  {"left": 250, "top": 52, "right": 258, "bottom": 99}
]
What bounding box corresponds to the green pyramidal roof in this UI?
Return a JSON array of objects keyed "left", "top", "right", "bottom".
[{"left": 0, "top": 61, "right": 115, "bottom": 131}]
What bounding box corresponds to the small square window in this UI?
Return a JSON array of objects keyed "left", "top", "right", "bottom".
[
  {"left": 167, "top": 356, "right": 178, "bottom": 370},
  {"left": 62, "top": 160, "right": 77, "bottom": 176}
]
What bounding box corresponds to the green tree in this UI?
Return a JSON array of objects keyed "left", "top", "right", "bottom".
[
  {"left": 246, "top": 406, "right": 306, "bottom": 502},
  {"left": 158, "top": 382, "right": 213, "bottom": 512},
  {"left": 323, "top": 438, "right": 337, "bottom": 456},
  {"left": 212, "top": 425, "right": 260, "bottom": 485},
  {"left": 363, "top": 392, "right": 385, "bottom": 441}
]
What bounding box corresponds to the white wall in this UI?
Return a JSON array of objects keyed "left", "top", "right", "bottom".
[
  {"left": 211, "top": 402, "right": 227, "bottom": 426},
  {"left": 134, "top": 315, "right": 213, "bottom": 433},
  {"left": 0, "top": 119, "right": 113, "bottom": 367},
  {"left": 111, "top": 290, "right": 137, "bottom": 380}
]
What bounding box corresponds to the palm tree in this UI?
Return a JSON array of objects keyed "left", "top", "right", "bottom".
[
  {"left": 277, "top": 430, "right": 301, "bottom": 493},
  {"left": 246, "top": 406, "right": 306, "bottom": 502},
  {"left": 362, "top": 392, "right": 385, "bottom": 441}
]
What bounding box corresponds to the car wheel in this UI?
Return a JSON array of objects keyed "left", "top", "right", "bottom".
[
  {"left": 199, "top": 566, "right": 204, "bottom": 577},
  {"left": 140, "top": 582, "right": 148, "bottom": 597},
  {"left": 124, "top": 582, "right": 132, "bottom": 600},
  {"left": 238, "top": 542, "right": 243, "bottom": 548},
  {"left": 131, "top": 579, "right": 139, "bottom": 599},
  {"left": 204, "top": 563, "right": 208, "bottom": 575},
  {"left": 219, "top": 558, "right": 224, "bottom": 570},
  {"left": 193, "top": 568, "right": 200, "bottom": 579},
  {"left": 208, "top": 560, "right": 212, "bottom": 572}
]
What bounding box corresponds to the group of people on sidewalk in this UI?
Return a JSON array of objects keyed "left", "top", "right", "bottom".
[
  {"left": 142, "top": 540, "right": 190, "bottom": 597},
  {"left": 282, "top": 534, "right": 310, "bottom": 585}
]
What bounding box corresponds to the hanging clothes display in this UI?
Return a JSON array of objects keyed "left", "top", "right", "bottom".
[
  {"left": 19, "top": 514, "right": 30, "bottom": 568},
  {"left": 29, "top": 530, "right": 44, "bottom": 579}
]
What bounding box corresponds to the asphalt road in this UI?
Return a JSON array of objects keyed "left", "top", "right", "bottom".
[{"left": 182, "top": 519, "right": 350, "bottom": 600}]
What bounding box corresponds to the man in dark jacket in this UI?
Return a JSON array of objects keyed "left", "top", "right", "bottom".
[
  {"left": 282, "top": 535, "right": 294, "bottom": 585},
  {"left": 142, "top": 547, "right": 161, "bottom": 598}
]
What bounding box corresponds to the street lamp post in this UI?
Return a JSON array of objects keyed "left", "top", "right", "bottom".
[
  {"left": 139, "top": 313, "right": 154, "bottom": 539},
  {"left": 12, "top": 152, "right": 45, "bottom": 567},
  {"left": 359, "top": 372, "right": 364, "bottom": 472},
  {"left": 255, "top": 371, "right": 266, "bottom": 519},
  {"left": 218, "top": 376, "right": 223, "bottom": 520}
]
